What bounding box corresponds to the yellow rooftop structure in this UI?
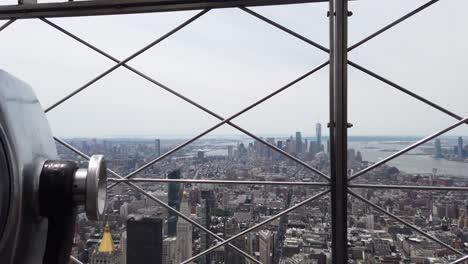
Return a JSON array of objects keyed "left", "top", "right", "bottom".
[{"left": 97, "top": 224, "right": 115, "bottom": 253}]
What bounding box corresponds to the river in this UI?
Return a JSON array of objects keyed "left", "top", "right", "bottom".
[{"left": 349, "top": 141, "right": 468, "bottom": 177}]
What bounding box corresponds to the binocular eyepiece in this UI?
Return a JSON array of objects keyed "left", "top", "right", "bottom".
[{"left": 0, "top": 70, "right": 107, "bottom": 264}]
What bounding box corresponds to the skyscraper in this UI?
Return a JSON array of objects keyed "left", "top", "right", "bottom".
[
  {"left": 286, "top": 138, "right": 293, "bottom": 154},
  {"left": 316, "top": 123, "right": 322, "bottom": 149},
  {"left": 177, "top": 193, "right": 193, "bottom": 263},
  {"left": 155, "top": 139, "right": 161, "bottom": 157},
  {"left": 295, "top": 132, "right": 302, "bottom": 154},
  {"left": 227, "top": 145, "right": 234, "bottom": 159},
  {"left": 120, "top": 230, "right": 127, "bottom": 264},
  {"left": 266, "top": 137, "right": 275, "bottom": 159},
  {"left": 224, "top": 219, "right": 244, "bottom": 264},
  {"left": 200, "top": 190, "right": 216, "bottom": 264},
  {"left": 434, "top": 138, "right": 442, "bottom": 158},
  {"left": 162, "top": 237, "right": 178, "bottom": 264},
  {"left": 458, "top": 137, "right": 464, "bottom": 159},
  {"left": 309, "top": 141, "right": 318, "bottom": 155},
  {"left": 356, "top": 151, "right": 363, "bottom": 163},
  {"left": 168, "top": 169, "right": 181, "bottom": 237},
  {"left": 277, "top": 140, "right": 283, "bottom": 150},
  {"left": 127, "top": 217, "right": 163, "bottom": 264},
  {"left": 238, "top": 143, "right": 247, "bottom": 158},
  {"left": 197, "top": 150, "right": 205, "bottom": 160},
  {"left": 259, "top": 230, "right": 273, "bottom": 264}
]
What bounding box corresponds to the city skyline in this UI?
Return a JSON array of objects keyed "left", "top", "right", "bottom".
[
  {"left": 58, "top": 133, "right": 468, "bottom": 140},
  {"left": 66, "top": 128, "right": 468, "bottom": 264}
]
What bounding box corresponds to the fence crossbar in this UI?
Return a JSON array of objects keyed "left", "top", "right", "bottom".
[
  {"left": 0, "top": 0, "right": 331, "bottom": 20},
  {"left": 349, "top": 184, "right": 468, "bottom": 191},
  {"left": 181, "top": 189, "right": 330, "bottom": 264},
  {"left": 240, "top": 7, "right": 329, "bottom": 52},
  {"left": 348, "top": 0, "right": 440, "bottom": 51},
  {"left": 54, "top": 136, "right": 262, "bottom": 264},
  {"left": 70, "top": 256, "right": 84, "bottom": 264},
  {"left": 450, "top": 255, "right": 468, "bottom": 264},
  {"left": 0, "top": 18, "right": 14, "bottom": 32},
  {"left": 109, "top": 178, "right": 330, "bottom": 186},
  {"left": 44, "top": 8, "right": 209, "bottom": 113},
  {"left": 348, "top": 189, "right": 463, "bottom": 255},
  {"left": 349, "top": 61, "right": 466, "bottom": 123},
  {"left": 349, "top": 116, "right": 468, "bottom": 181}
]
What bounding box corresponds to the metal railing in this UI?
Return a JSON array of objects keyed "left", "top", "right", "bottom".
[{"left": 1, "top": 0, "right": 467, "bottom": 263}]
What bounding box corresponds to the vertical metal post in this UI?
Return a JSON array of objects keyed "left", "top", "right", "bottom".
[
  {"left": 328, "top": 1, "right": 335, "bottom": 175},
  {"left": 330, "top": 0, "right": 348, "bottom": 263},
  {"left": 327, "top": 4, "right": 337, "bottom": 261}
]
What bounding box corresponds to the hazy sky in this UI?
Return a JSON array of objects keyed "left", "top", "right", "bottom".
[{"left": 1, "top": 0, "right": 468, "bottom": 138}]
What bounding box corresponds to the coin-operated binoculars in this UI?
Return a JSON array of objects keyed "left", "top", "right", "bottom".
[{"left": 0, "top": 70, "right": 107, "bottom": 264}]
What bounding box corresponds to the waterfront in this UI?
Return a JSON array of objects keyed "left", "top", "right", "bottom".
[
  {"left": 349, "top": 141, "right": 468, "bottom": 177},
  {"left": 192, "top": 137, "right": 468, "bottom": 177}
]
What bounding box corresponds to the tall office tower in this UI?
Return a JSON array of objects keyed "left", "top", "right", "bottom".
[
  {"left": 258, "top": 230, "right": 273, "bottom": 264},
  {"left": 155, "top": 139, "right": 161, "bottom": 157},
  {"left": 90, "top": 224, "right": 122, "bottom": 264},
  {"left": 127, "top": 218, "right": 163, "bottom": 264},
  {"left": 224, "top": 219, "right": 244, "bottom": 264},
  {"left": 120, "top": 230, "right": 127, "bottom": 264},
  {"left": 248, "top": 142, "right": 254, "bottom": 156},
  {"left": 177, "top": 193, "right": 193, "bottom": 263},
  {"left": 228, "top": 145, "right": 234, "bottom": 159},
  {"left": 285, "top": 139, "right": 292, "bottom": 154},
  {"left": 168, "top": 169, "right": 181, "bottom": 237},
  {"left": 197, "top": 151, "right": 205, "bottom": 160},
  {"left": 162, "top": 237, "right": 178, "bottom": 264},
  {"left": 348, "top": 149, "right": 356, "bottom": 164},
  {"left": 309, "top": 141, "right": 318, "bottom": 155},
  {"left": 243, "top": 233, "right": 255, "bottom": 263},
  {"left": 200, "top": 190, "right": 216, "bottom": 264},
  {"left": 435, "top": 138, "right": 443, "bottom": 158},
  {"left": 254, "top": 139, "right": 260, "bottom": 156},
  {"left": 289, "top": 136, "right": 295, "bottom": 153},
  {"left": 458, "top": 137, "right": 464, "bottom": 159},
  {"left": 356, "top": 151, "right": 363, "bottom": 163},
  {"left": 316, "top": 123, "right": 322, "bottom": 148},
  {"left": 237, "top": 143, "right": 247, "bottom": 158},
  {"left": 304, "top": 138, "right": 308, "bottom": 153},
  {"left": 266, "top": 137, "right": 275, "bottom": 159},
  {"left": 295, "top": 132, "right": 302, "bottom": 154},
  {"left": 277, "top": 140, "right": 283, "bottom": 150},
  {"left": 225, "top": 240, "right": 246, "bottom": 264},
  {"left": 198, "top": 200, "right": 208, "bottom": 264}
]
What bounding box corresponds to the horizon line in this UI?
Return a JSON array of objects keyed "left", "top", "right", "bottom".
[{"left": 56, "top": 134, "right": 467, "bottom": 140}]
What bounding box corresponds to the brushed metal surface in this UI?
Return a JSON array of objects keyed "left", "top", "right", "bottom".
[{"left": 0, "top": 69, "right": 57, "bottom": 264}]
